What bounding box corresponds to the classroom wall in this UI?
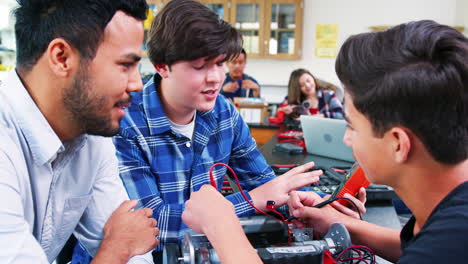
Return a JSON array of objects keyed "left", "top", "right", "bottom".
[
  {"left": 456, "top": 0, "right": 468, "bottom": 36},
  {"left": 140, "top": 0, "right": 466, "bottom": 102},
  {"left": 0, "top": 0, "right": 16, "bottom": 81},
  {"left": 2, "top": 0, "right": 467, "bottom": 100},
  {"left": 247, "top": 0, "right": 461, "bottom": 88}
]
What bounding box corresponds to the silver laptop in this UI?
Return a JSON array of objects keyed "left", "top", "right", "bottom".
[{"left": 300, "top": 115, "right": 355, "bottom": 162}]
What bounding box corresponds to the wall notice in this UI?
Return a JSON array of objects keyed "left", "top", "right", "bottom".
[{"left": 315, "top": 24, "right": 338, "bottom": 58}]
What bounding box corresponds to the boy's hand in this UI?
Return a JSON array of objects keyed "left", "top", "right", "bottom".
[
  {"left": 222, "top": 81, "right": 240, "bottom": 93},
  {"left": 182, "top": 185, "right": 237, "bottom": 234},
  {"left": 249, "top": 162, "right": 321, "bottom": 211},
  {"left": 329, "top": 187, "right": 367, "bottom": 218},
  {"left": 287, "top": 190, "right": 364, "bottom": 234},
  {"left": 242, "top": 79, "right": 260, "bottom": 97}
]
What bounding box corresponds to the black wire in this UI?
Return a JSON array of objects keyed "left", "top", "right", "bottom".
[
  {"left": 286, "top": 196, "right": 363, "bottom": 222},
  {"left": 313, "top": 196, "right": 363, "bottom": 220},
  {"left": 338, "top": 247, "right": 375, "bottom": 264}
]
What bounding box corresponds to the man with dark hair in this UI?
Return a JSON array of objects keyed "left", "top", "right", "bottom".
[
  {"left": 220, "top": 48, "right": 261, "bottom": 100},
  {"left": 112, "top": 0, "right": 329, "bottom": 259},
  {"left": 0, "top": 0, "right": 159, "bottom": 263},
  {"left": 182, "top": 20, "right": 468, "bottom": 263}
]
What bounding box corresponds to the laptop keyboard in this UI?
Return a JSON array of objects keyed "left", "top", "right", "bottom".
[
  {"left": 272, "top": 165, "right": 398, "bottom": 201},
  {"left": 220, "top": 165, "right": 397, "bottom": 201},
  {"left": 306, "top": 166, "right": 344, "bottom": 194}
]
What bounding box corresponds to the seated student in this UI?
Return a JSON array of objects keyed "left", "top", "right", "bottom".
[
  {"left": 106, "top": 0, "right": 326, "bottom": 260},
  {"left": 278, "top": 68, "right": 344, "bottom": 119},
  {"left": 182, "top": 20, "right": 468, "bottom": 263},
  {"left": 220, "top": 48, "right": 260, "bottom": 100},
  {"left": 76, "top": 2, "right": 365, "bottom": 262},
  {"left": 1, "top": 1, "right": 159, "bottom": 263}
]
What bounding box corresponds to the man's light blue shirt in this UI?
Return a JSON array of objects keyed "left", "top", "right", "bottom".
[{"left": 0, "top": 71, "right": 153, "bottom": 263}]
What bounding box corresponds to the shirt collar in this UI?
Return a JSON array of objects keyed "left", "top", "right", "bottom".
[
  {"left": 141, "top": 73, "right": 217, "bottom": 136},
  {"left": 141, "top": 74, "right": 172, "bottom": 135},
  {"left": 2, "top": 70, "right": 74, "bottom": 166}
]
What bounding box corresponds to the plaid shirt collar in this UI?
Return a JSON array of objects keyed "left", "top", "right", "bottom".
[{"left": 139, "top": 73, "right": 218, "bottom": 137}]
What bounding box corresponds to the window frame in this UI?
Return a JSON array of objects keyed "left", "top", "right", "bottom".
[
  {"left": 264, "top": 0, "right": 303, "bottom": 59},
  {"left": 151, "top": 0, "right": 304, "bottom": 60},
  {"left": 203, "top": 0, "right": 231, "bottom": 21}
]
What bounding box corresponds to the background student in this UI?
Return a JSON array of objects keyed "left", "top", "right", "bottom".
[
  {"left": 279, "top": 68, "right": 344, "bottom": 119},
  {"left": 0, "top": 0, "right": 159, "bottom": 263},
  {"left": 182, "top": 20, "right": 468, "bottom": 263},
  {"left": 220, "top": 48, "right": 261, "bottom": 100}
]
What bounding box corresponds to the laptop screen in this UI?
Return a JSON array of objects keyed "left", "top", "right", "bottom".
[{"left": 300, "top": 115, "right": 355, "bottom": 162}]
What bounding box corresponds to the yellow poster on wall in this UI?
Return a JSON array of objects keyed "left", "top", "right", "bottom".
[
  {"left": 143, "top": 5, "right": 156, "bottom": 30},
  {"left": 315, "top": 24, "right": 338, "bottom": 58}
]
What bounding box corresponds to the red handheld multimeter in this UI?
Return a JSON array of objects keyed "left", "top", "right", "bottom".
[{"left": 331, "top": 163, "right": 370, "bottom": 206}]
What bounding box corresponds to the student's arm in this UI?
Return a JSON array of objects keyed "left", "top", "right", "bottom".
[
  {"left": 182, "top": 185, "right": 262, "bottom": 264},
  {"left": 288, "top": 191, "right": 402, "bottom": 262},
  {"left": 248, "top": 162, "right": 321, "bottom": 210},
  {"left": 277, "top": 97, "right": 294, "bottom": 115},
  {"left": 278, "top": 104, "right": 294, "bottom": 115},
  {"left": 226, "top": 102, "right": 321, "bottom": 212},
  {"left": 182, "top": 186, "right": 369, "bottom": 263}
]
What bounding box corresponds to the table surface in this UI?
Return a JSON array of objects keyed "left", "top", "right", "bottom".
[
  {"left": 259, "top": 134, "right": 401, "bottom": 228},
  {"left": 259, "top": 133, "right": 401, "bottom": 263}
]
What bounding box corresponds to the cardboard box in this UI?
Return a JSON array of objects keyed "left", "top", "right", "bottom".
[{"left": 233, "top": 97, "right": 269, "bottom": 125}]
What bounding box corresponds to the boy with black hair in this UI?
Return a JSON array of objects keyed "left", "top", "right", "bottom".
[
  {"left": 0, "top": 0, "right": 158, "bottom": 263},
  {"left": 182, "top": 20, "right": 468, "bottom": 263}
]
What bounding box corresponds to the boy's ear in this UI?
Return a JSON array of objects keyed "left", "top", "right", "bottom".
[
  {"left": 154, "top": 64, "right": 170, "bottom": 78},
  {"left": 47, "top": 38, "right": 78, "bottom": 78},
  {"left": 389, "top": 127, "right": 411, "bottom": 163}
]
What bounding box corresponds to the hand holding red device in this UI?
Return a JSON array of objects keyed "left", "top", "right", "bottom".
[{"left": 331, "top": 164, "right": 370, "bottom": 206}]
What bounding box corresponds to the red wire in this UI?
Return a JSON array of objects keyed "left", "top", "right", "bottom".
[
  {"left": 210, "top": 166, "right": 218, "bottom": 188},
  {"left": 209, "top": 162, "right": 294, "bottom": 246},
  {"left": 352, "top": 248, "right": 364, "bottom": 257},
  {"left": 268, "top": 208, "right": 293, "bottom": 245},
  {"left": 209, "top": 163, "right": 269, "bottom": 215},
  {"left": 335, "top": 245, "right": 375, "bottom": 264},
  {"left": 335, "top": 246, "right": 359, "bottom": 260}
]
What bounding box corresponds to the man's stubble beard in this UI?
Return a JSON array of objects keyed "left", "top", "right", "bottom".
[{"left": 62, "top": 64, "right": 120, "bottom": 137}]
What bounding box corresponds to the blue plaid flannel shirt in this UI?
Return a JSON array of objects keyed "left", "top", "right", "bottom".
[{"left": 115, "top": 74, "right": 276, "bottom": 252}]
